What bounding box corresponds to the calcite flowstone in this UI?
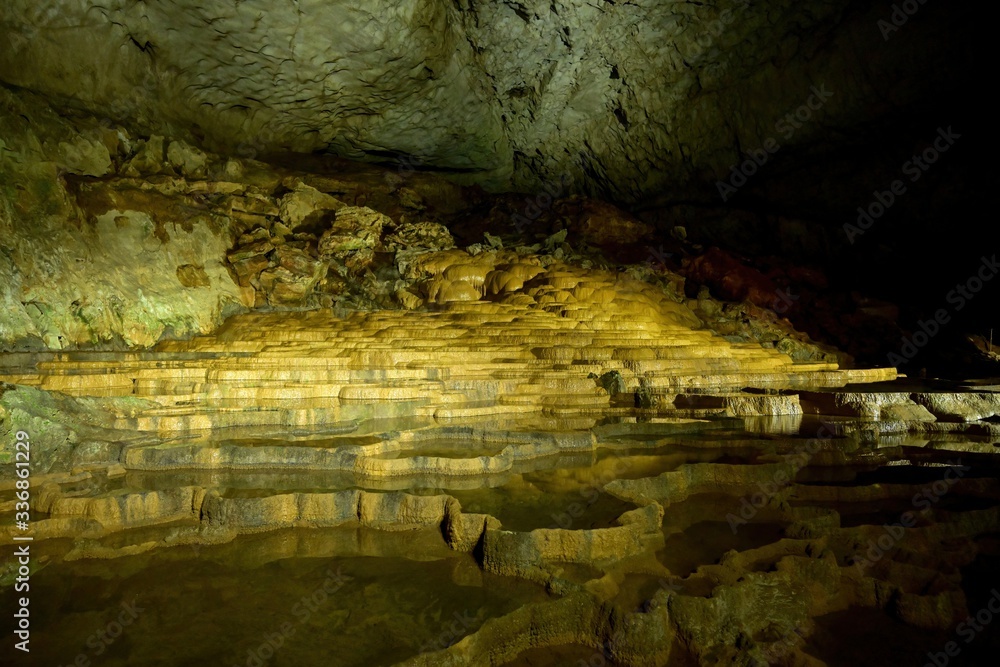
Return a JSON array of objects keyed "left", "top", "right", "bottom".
[
  {"left": 0, "top": 272, "right": 894, "bottom": 441},
  {"left": 912, "top": 392, "right": 1000, "bottom": 422},
  {"left": 675, "top": 392, "right": 803, "bottom": 417},
  {"left": 799, "top": 390, "right": 1000, "bottom": 423},
  {"left": 3, "top": 377, "right": 998, "bottom": 665}
]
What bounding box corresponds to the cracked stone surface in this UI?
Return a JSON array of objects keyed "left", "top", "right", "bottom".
[{"left": 0, "top": 0, "right": 971, "bottom": 203}]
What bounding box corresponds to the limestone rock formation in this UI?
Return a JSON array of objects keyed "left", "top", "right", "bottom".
[
  {"left": 0, "top": 89, "right": 249, "bottom": 348},
  {"left": 0, "top": 280, "right": 893, "bottom": 443},
  {"left": 0, "top": 10, "right": 991, "bottom": 663},
  {"left": 0, "top": 85, "right": 918, "bottom": 371},
  {"left": 317, "top": 206, "right": 389, "bottom": 273},
  {"left": 0, "top": 0, "right": 971, "bottom": 209},
  {"left": 3, "top": 373, "right": 998, "bottom": 665}
]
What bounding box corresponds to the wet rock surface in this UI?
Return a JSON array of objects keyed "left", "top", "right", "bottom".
[
  {"left": 0, "top": 0, "right": 975, "bottom": 213},
  {"left": 9, "top": 82, "right": 988, "bottom": 378},
  {"left": 2, "top": 385, "right": 999, "bottom": 665},
  {"left": 0, "top": 43, "right": 995, "bottom": 667},
  {"left": 0, "top": 310, "right": 997, "bottom": 665}
]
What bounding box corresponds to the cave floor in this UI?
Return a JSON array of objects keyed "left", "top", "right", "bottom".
[
  {"left": 2, "top": 302, "right": 999, "bottom": 665},
  {"left": 3, "top": 408, "right": 1000, "bottom": 666}
]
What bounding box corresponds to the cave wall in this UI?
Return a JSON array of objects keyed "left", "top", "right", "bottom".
[
  {"left": 0, "top": 0, "right": 974, "bottom": 205},
  {"left": 0, "top": 0, "right": 987, "bottom": 363},
  {"left": 0, "top": 89, "right": 247, "bottom": 348}
]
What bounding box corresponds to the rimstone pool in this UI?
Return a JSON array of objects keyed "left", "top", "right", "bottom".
[
  {"left": 0, "top": 7, "right": 994, "bottom": 661},
  {"left": 2, "top": 329, "right": 999, "bottom": 665}
]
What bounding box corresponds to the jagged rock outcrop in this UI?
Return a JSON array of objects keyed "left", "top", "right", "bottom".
[
  {"left": 0, "top": 4, "right": 992, "bottom": 665},
  {"left": 0, "top": 88, "right": 247, "bottom": 348},
  {"left": 0, "top": 85, "right": 900, "bottom": 369},
  {"left": 0, "top": 0, "right": 972, "bottom": 207}
]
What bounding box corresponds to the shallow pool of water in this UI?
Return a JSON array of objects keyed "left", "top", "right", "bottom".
[
  {"left": 804, "top": 607, "right": 952, "bottom": 666},
  {"left": 6, "top": 411, "right": 998, "bottom": 666},
  {"left": 0, "top": 528, "right": 551, "bottom": 667},
  {"left": 659, "top": 519, "right": 787, "bottom": 577},
  {"left": 446, "top": 476, "right": 637, "bottom": 531}
]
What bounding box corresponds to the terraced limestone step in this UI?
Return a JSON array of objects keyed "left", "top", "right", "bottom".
[{"left": 0, "top": 266, "right": 895, "bottom": 432}]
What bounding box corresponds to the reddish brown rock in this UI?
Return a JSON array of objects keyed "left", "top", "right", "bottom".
[
  {"left": 685, "top": 247, "right": 781, "bottom": 308},
  {"left": 228, "top": 254, "right": 270, "bottom": 288},
  {"left": 273, "top": 245, "right": 324, "bottom": 277},
  {"left": 227, "top": 239, "right": 274, "bottom": 263},
  {"left": 553, "top": 196, "right": 652, "bottom": 247}
]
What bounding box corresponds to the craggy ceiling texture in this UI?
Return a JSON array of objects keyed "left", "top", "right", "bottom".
[{"left": 0, "top": 0, "right": 977, "bottom": 204}]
